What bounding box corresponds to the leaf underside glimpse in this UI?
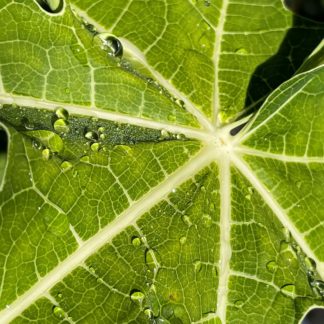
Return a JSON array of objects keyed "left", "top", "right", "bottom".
[{"left": 0, "top": 1, "right": 324, "bottom": 323}]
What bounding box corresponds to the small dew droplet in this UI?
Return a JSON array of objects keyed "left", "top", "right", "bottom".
[
  {"left": 130, "top": 290, "right": 145, "bottom": 302},
  {"left": 266, "top": 260, "right": 278, "bottom": 273},
  {"left": 202, "top": 213, "right": 212, "bottom": 227},
  {"left": 53, "top": 119, "right": 70, "bottom": 133},
  {"left": 193, "top": 260, "right": 202, "bottom": 273},
  {"left": 132, "top": 237, "right": 142, "bottom": 247},
  {"left": 313, "top": 280, "right": 324, "bottom": 296},
  {"left": 60, "top": 161, "right": 72, "bottom": 171},
  {"left": 84, "top": 131, "right": 98, "bottom": 141},
  {"left": 42, "top": 148, "right": 51, "bottom": 161},
  {"left": 32, "top": 139, "right": 43, "bottom": 150},
  {"left": 179, "top": 236, "right": 187, "bottom": 245},
  {"left": 235, "top": 48, "right": 248, "bottom": 55},
  {"left": 55, "top": 107, "right": 69, "bottom": 120},
  {"left": 80, "top": 155, "right": 90, "bottom": 163},
  {"left": 280, "top": 284, "right": 296, "bottom": 297},
  {"left": 52, "top": 306, "right": 65, "bottom": 319},
  {"left": 234, "top": 299, "right": 244, "bottom": 307},
  {"left": 57, "top": 292, "right": 62, "bottom": 299},
  {"left": 160, "top": 129, "right": 170, "bottom": 138},
  {"left": 91, "top": 142, "right": 100, "bottom": 152},
  {"left": 182, "top": 215, "right": 192, "bottom": 227},
  {"left": 144, "top": 308, "right": 153, "bottom": 318}
]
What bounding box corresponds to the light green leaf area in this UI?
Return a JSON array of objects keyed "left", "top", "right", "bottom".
[
  {"left": 72, "top": 0, "right": 324, "bottom": 123},
  {"left": 1, "top": 1, "right": 324, "bottom": 324}
]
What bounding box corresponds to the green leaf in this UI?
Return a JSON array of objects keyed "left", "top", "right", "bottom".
[{"left": 0, "top": 1, "right": 324, "bottom": 323}]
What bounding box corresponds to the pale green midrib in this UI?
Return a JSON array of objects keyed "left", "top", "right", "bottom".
[
  {"left": 0, "top": 145, "right": 218, "bottom": 323},
  {"left": 231, "top": 154, "right": 324, "bottom": 278},
  {"left": 69, "top": 4, "right": 215, "bottom": 132},
  {"left": 235, "top": 147, "right": 324, "bottom": 163},
  {"left": 215, "top": 157, "right": 232, "bottom": 323},
  {"left": 0, "top": 94, "right": 213, "bottom": 142},
  {"left": 213, "top": 0, "right": 229, "bottom": 126}
]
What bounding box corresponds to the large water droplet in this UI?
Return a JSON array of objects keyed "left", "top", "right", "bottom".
[
  {"left": 280, "top": 284, "right": 295, "bottom": 297},
  {"left": 53, "top": 119, "right": 69, "bottom": 133},
  {"left": 96, "top": 33, "right": 123, "bottom": 58},
  {"left": 130, "top": 290, "right": 145, "bottom": 302},
  {"left": 52, "top": 306, "right": 65, "bottom": 319}
]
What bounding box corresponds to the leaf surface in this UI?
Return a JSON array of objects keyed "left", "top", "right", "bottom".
[{"left": 0, "top": 1, "right": 324, "bottom": 323}]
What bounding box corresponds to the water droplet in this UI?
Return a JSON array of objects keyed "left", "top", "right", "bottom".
[
  {"left": 53, "top": 119, "right": 70, "bottom": 133},
  {"left": 160, "top": 129, "right": 170, "bottom": 138},
  {"left": 60, "top": 161, "right": 72, "bottom": 171},
  {"left": 96, "top": 33, "right": 123, "bottom": 58},
  {"left": 98, "top": 127, "right": 105, "bottom": 133},
  {"left": 91, "top": 142, "right": 100, "bottom": 152},
  {"left": 32, "top": 139, "right": 43, "bottom": 150},
  {"left": 193, "top": 260, "right": 202, "bottom": 273},
  {"left": 280, "top": 241, "right": 289, "bottom": 252},
  {"left": 266, "top": 260, "right": 278, "bottom": 272},
  {"left": 202, "top": 213, "right": 212, "bottom": 227},
  {"left": 52, "top": 306, "right": 65, "bottom": 319},
  {"left": 84, "top": 131, "right": 98, "bottom": 141},
  {"left": 144, "top": 308, "right": 153, "bottom": 318},
  {"left": 57, "top": 292, "right": 62, "bottom": 299},
  {"left": 130, "top": 290, "right": 145, "bottom": 302},
  {"left": 167, "top": 114, "right": 176, "bottom": 122},
  {"left": 42, "top": 148, "right": 51, "bottom": 161},
  {"left": 179, "top": 236, "right": 187, "bottom": 245},
  {"left": 21, "top": 117, "right": 34, "bottom": 130},
  {"left": 313, "top": 280, "right": 324, "bottom": 295},
  {"left": 295, "top": 180, "right": 302, "bottom": 189},
  {"left": 145, "top": 249, "right": 160, "bottom": 272},
  {"left": 132, "top": 237, "right": 142, "bottom": 247},
  {"left": 99, "top": 133, "right": 106, "bottom": 140},
  {"left": 235, "top": 48, "right": 248, "bottom": 55},
  {"left": 97, "top": 278, "right": 104, "bottom": 284},
  {"left": 234, "top": 299, "right": 244, "bottom": 307},
  {"left": 80, "top": 155, "right": 90, "bottom": 163},
  {"left": 280, "top": 284, "right": 295, "bottom": 297},
  {"left": 182, "top": 215, "right": 192, "bottom": 227},
  {"left": 176, "top": 133, "right": 186, "bottom": 140},
  {"left": 44, "top": 0, "right": 63, "bottom": 12},
  {"left": 55, "top": 108, "right": 69, "bottom": 120},
  {"left": 70, "top": 44, "right": 87, "bottom": 65},
  {"left": 162, "top": 304, "right": 174, "bottom": 318},
  {"left": 204, "top": 0, "right": 211, "bottom": 6},
  {"left": 305, "top": 257, "right": 316, "bottom": 271}
]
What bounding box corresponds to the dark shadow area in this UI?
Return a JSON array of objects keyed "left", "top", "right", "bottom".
[
  {"left": 0, "top": 129, "right": 8, "bottom": 185},
  {"left": 285, "top": 0, "right": 324, "bottom": 22},
  {"left": 244, "top": 14, "right": 324, "bottom": 117},
  {"left": 303, "top": 308, "right": 324, "bottom": 324}
]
